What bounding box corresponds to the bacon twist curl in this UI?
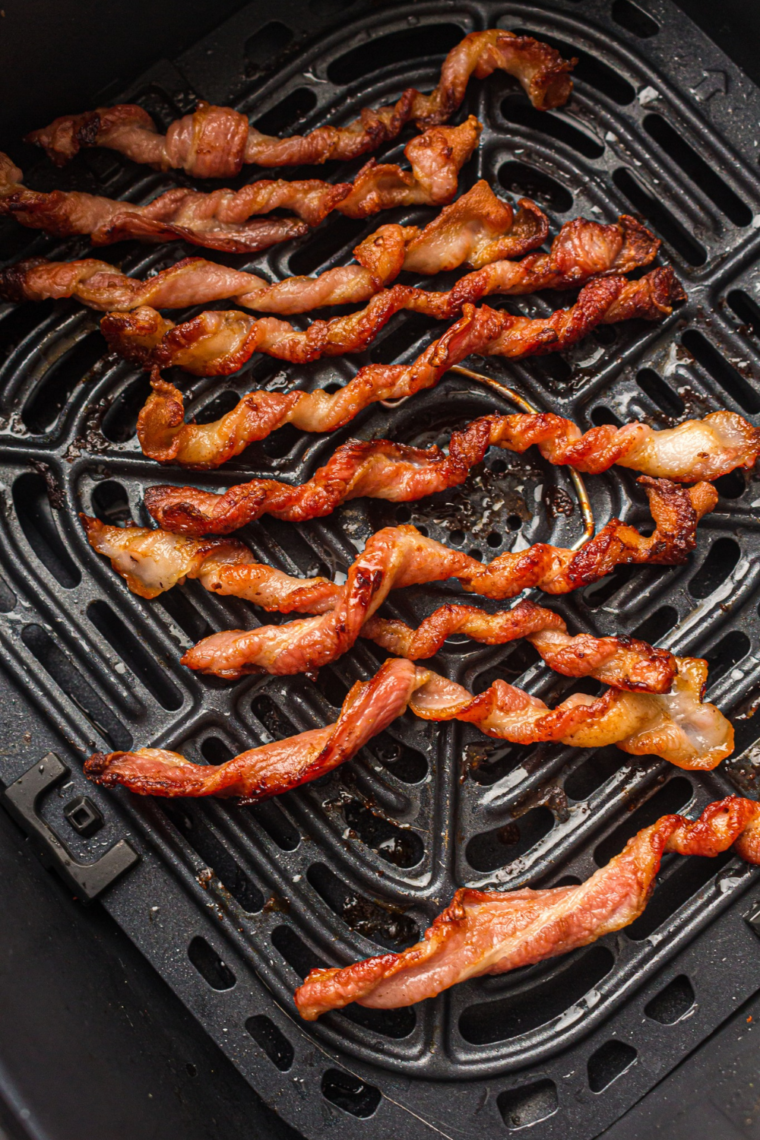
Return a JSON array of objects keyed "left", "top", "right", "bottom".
[
  {"left": 28, "top": 31, "right": 573, "bottom": 176},
  {"left": 0, "top": 118, "right": 480, "bottom": 252},
  {"left": 294, "top": 796, "right": 758, "bottom": 1019},
  {"left": 0, "top": 181, "right": 550, "bottom": 311},
  {"left": 104, "top": 265, "right": 678, "bottom": 378}
]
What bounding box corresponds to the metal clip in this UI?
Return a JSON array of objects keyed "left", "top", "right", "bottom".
[{"left": 2, "top": 752, "right": 139, "bottom": 900}]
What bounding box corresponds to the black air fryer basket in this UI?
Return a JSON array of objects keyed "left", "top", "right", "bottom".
[{"left": 2, "top": 1, "right": 760, "bottom": 1137}]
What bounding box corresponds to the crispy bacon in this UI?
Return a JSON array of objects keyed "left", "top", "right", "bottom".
[
  {"left": 143, "top": 364, "right": 717, "bottom": 535},
  {"left": 85, "top": 477, "right": 712, "bottom": 684},
  {"left": 0, "top": 119, "right": 479, "bottom": 252},
  {"left": 294, "top": 796, "right": 758, "bottom": 1020},
  {"left": 104, "top": 266, "right": 678, "bottom": 377},
  {"left": 29, "top": 31, "right": 573, "bottom": 175},
  {"left": 85, "top": 657, "right": 419, "bottom": 801},
  {"left": 0, "top": 182, "right": 550, "bottom": 311}
]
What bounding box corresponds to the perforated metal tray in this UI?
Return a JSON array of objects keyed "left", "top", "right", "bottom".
[{"left": 2, "top": 1, "right": 760, "bottom": 1136}]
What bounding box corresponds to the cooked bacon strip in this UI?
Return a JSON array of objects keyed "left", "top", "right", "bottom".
[
  {"left": 86, "top": 472, "right": 711, "bottom": 604},
  {"left": 29, "top": 31, "right": 573, "bottom": 176},
  {"left": 0, "top": 119, "right": 479, "bottom": 252},
  {"left": 86, "top": 477, "right": 713, "bottom": 682},
  {"left": 0, "top": 182, "right": 550, "bottom": 311},
  {"left": 104, "top": 265, "right": 677, "bottom": 377},
  {"left": 363, "top": 603, "right": 676, "bottom": 693},
  {"left": 294, "top": 795, "right": 757, "bottom": 1019},
  {"left": 85, "top": 657, "right": 418, "bottom": 801}
]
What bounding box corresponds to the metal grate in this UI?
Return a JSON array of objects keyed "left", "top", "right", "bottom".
[{"left": 2, "top": 1, "right": 760, "bottom": 1136}]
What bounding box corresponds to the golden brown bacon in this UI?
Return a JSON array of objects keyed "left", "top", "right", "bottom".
[
  {"left": 85, "top": 657, "right": 418, "bottom": 801},
  {"left": 0, "top": 119, "right": 479, "bottom": 252},
  {"left": 29, "top": 31, "right": 573, "bottom": 176},
  {"left": 85, "top": 655, "right": 733, "bottom": 805},
  {"left": 294, "top": 796, "right": 759, "bottom": 1020},
  {"left": 84, "top": 477, "right": 714, "bottom": 682},
  {"left": 0, "top": 182, "right": 550, "bottom": 312},
  {"left": 104, "top": 265, "right": 677, "bottom": 378}
]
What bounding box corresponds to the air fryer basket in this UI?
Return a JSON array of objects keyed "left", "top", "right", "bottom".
[{"left": 2, "top": 1, "right": 760, "bottom": 1137}]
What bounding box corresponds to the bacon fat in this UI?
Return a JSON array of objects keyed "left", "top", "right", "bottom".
[
  {"left": 0, "top": 119, "right": 479, "bottom": 252},
  {"left": 294, "top": 796, "right": 758, "bottom": 1019},
  {"left": 104, "top": 266, "right": 678, "bottom": 377},
  {"left": 0, "top": 181, "right": 550, "bottom": 311},
  {"left": 29, "top": 31, "right": 573, "bottom": 176}
]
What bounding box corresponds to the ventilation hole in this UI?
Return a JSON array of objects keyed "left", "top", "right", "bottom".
[
  {"left": 594, "top": 324, "right": 619, "bottom": 346},
  {"left": 193, "top": 389, "right": 239, "bottom": 425},
  {"left": 510, "top": 28, "right": 634, "bottom": 104},
  {"left": 22, "top": 332, "right": 104, "bottom": 433},
  {"left": 0, "top": 299, "right": 55, "bottom": 358},
  {"left": 611, "top": 0, "right": 659, "bottom": 37},
  {"left": 314, "top": 666, "right": 350, "bottom": 709},
  {"left": 630, "top": 605, "right": 678, "bottom": 645},
  {"left": 245, "top": 21, "right": 294, "bottom": 71},
  {"left": 594, "top": 777, "right": 693, "bottom": 867},
  {"left": 248, "top": 800, "right": 301, "bottom": 850},
  {"left": 307, "top": 863, "right": 418, "bottom": 948},
  {"left": 587, "top": 1040, "right": 637, "bottom": 1092},
  {"left": 245, "top": 1015, "right": 294, "bottom": 1072},
  {"left": 256, "top": 515, "right": 325, "bottom": 575},
  {"left": 395, "top": 505, "right": 412, "bottom": 523},
  {"left": 251, "top": 692, "right": 297, "bottom": 738},
  {"left": 460, "top": 945, "right": 614, "bottom": 1044},
  {"left": 613, "top": 167, "right": 706, "bottom": 265},
  {"left": 161, "top": 800, "right": 264, "bottom": 913},
  {"left": 475, "top": 642, "right": 541, "bottom": 691},
  {"left": 714, "top": 469, "right": 747, "bottom": 499},
  {"left": 87, "top": 600, "right": 183, "bottom": 710},
  {"left": 704, "top": 630, "right": 750, "bottom": 688},
  {"left": 101, "top": 374, "right": 152, "bottom": 442},
  {"left": 321, "top": 1069, "right": 381, "bottom": 1119},
  {"left": 485, "top": 531, "right": 502, "bottom": 548},
  {"left": 342, "top": 1001, "right": 416, "bottom": 1037},
  {"left": 448, "top": 528, "right": 465, "bottom": 545},
  {"left": 507, "top": 514, "right": 523, "bottom": 531},
  {"left": 636, "top": 368, "right": 686, "bottom": 416},
  {"left": 466, "top": 807, "right": 554, "bottom": 873},
  {"left": 590, "top": 407, "right": 622, "bottom": 430},
  {"left": 369, "top": 311, "right": 439, "bottom": 364},
  {"left": 187, "top": 936, "right": 236, "bottom": 990},
  {"left": 271, "top": 924, "right": 322, "bottom": 978},
  {"left": 530, "top": 353, "right": 573, "bottom": 389},
  {"left": 156, "top": 589, "right": 213, "bottom": 642},
  {"left": 13, "top": 472, "right": 80, "bottom": 587},
  {"left": 253, "top": 87, "right": 318, "bottom": 137},
  {"left": 644, "top": 974, "right": 696, "bottom": 1024},
  {"left": 259, "top": 421, "right": 303, "bottom": 460},
  {"left": 501, "top": 95, "right": 604, "bottom": 159},
  {"left": 564, "top": 747, "right": 623, "bottom": 801},
  {"left": 327, "top": 23, "right": 463, "bottom": 85},
  {"left": 498, "top": 161, "right": 573, "bottom": 213},
  {"left": 583, "top": 563, "right": 641, "bottom": 608},
  {"left": 498, "top": 1079, "right": 559, "bottom": 1131},
  {"left": 627, "top": 851, "right": 733, "bottom": 940},
  {"left": 90, "top": 479, "right": 132, "bottom": 525},
  {"left": 343, "top": 800, "right": 423, "bottom": 867},
  {"left": 681, "top": 329, "right": 760, "bottom": 413},
  {"left": 372, "top": 732, "right": 428, "bottom": 783},
  {"left": 22, "top": 623, "right": 131, "bottom": 750},
  {"left": 688, "top": 537, "right": 741, "bottom": 599},
  {"left": 200, "top": 736, "right": 233, "bottom": 764},
  {"left": 0, "top": 573, "right": 15, "bottom": 613},
  {"left": 288, "top": 214, "right": 369, "bottom": 276},
  {"left": 727, "top": 289, "right": 760, "bottom": 336},
  {"left": 643, "top": 115, "right": 751, "bottom": 226}
]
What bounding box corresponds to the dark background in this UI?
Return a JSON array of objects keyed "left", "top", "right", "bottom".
[{"left": 1, "top": 3, "right": 759, "bottom": 1139}]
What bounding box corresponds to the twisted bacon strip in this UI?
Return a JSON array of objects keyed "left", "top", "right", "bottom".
[
  {"left": 294, "top": 795, "right": 758, "bottom": 1019},
  {"left": 0, "top": 181, "right": 550, "bottom": 312},
  {"left": 84, "top": 476, "right": 715, "bottom": 684},
  {"left": 105, "top": 264, "right": 676, "bottom": 379},
  {"left": 28, "top": 30, "right": 573, "bottom": 176},
  {"left": 84, "top": 653, "right": 733, "bottom": 807},
  {"left": 84, "top": 657, "right": 418, "bottom": 802},
  {"left": 0, "top": 118, "right": 479, "bottom": 252}
]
